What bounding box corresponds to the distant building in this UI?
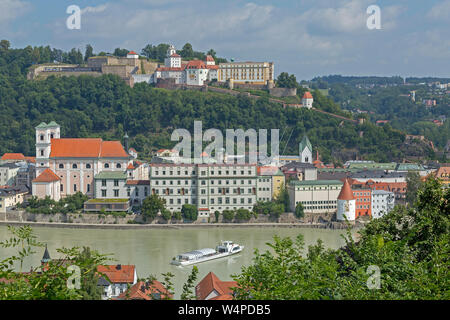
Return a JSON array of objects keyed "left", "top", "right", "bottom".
[
  {"left": 0, "top": 185, "right": 29, "bottom": 213},
  {"left": 336, "top": 179, "right": 356, "bottom": 222},
  {"left": 371, "top": 189, "right": 395, "bottom": 219},
  {"left": 116, "top": 280, "right": 172, "bottom": 300},
  {"left": 280, "top": 162, "right": 317, "bottom": 181},
  {"left": 287, "top": 179, "right": 343, "bottom": 214},
  {"left": 299, "top": 135, "right": 313, "bottom": 164},
  {"left": 0, "top": 163, "right": 20, "bottom": 186},
  {"left": 218, "top": 61, "right": 274, "bottom": 85},
  {"left": 195, "top": 272, "right": 237, "bottom": 300},
  {"left": 97, "top": 264, "right": 138, "bottom": 300},
  {"left": 301, "top": 91, "right": 314, "bottom": 109}
]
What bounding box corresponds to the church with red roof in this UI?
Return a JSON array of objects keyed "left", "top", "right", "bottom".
[{"left": 32, "top": 121, "right": 132, "bottom": 200}]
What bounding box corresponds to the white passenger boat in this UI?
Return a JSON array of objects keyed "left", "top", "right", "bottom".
[{"left": 171, "top": 241, "right": 244, "bottom": 266}]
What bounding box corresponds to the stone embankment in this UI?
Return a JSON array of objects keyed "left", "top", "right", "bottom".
[{"left": 0, "top": 211, "right": 363, "bottom": 230}]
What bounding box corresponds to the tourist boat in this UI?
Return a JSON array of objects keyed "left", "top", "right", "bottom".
[{"left": 171, "top": 241, "right": 244, "bottom": 266}]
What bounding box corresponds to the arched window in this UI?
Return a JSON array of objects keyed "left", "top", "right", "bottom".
[
  {"left": 104, "top": 163, "right": 110, "bottom": 168},
  {"left": 40, "top": 150, "right": 44, "bottom": 156},
  {"left": 40, "top": 135, "right": 44, "bottom": 141},
  {"left": 59, "top": 164, "right": 64, "bottom": 169},
  {"left": 72, "top": 164, "right": 77, "bottom": 169},
  {"left": 86, "top": 164, "right": 91, "bottom": 169},
  {"left": 50, "top": 133, "right": 54, "bottom": 139},
  {"left": 116, "top": 163, "right": 121, "bottom": 169}
]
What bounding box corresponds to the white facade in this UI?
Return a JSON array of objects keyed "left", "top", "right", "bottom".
[
  {"left": 337, "top": 199, "right": 356, "bottom": 221},
  {"left": 35, "top": 122, "right": 60, "bottom": 176},
  {"left": 149, "top": 164, "right": 258, "bottom": 217},
  {"left": 0, "top": 163, "right": 20, "bottom": 186},
  {"left": 300, "top": 148, "right": 312, "bottom": 164},
  {"left": 371, "top": 190, "right": 395, "bottom": 218},
  {"left": 256, "top": 176, "right": 272, "bottom": 202},
  {"left": 302, "top": 97, "right": 313, "bottom": 109}
]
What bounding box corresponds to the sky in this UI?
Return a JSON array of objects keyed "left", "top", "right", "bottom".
[{"left": 1, "top": 0, "right": 449, "bottom": 80}]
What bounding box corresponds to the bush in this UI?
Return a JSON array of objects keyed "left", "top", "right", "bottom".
[
  {"left": 295, "top": 202, "right": 305, "bottom": 219},
  {"left": 182, "top": 204, "right": 198, "bottom": 222},
  {"left": 161, "top": 208, "right": 172, "bottom": 221},
  {"left": 173, "top": 211, "right": 182, "bottom": 221},
  {"left": 214, "top": 210, "right": 220, "bottom": 223},
  {"left": 235, "top": 208, "right": 252, "bottom": 221},
  {"left": 222, "top": 210, "right": 235, "bottom": 222}
]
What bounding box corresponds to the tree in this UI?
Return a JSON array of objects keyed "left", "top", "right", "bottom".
[
  {"left": 295, "top": 202, "right": 304, "bottom": 219},
  {"left": 181, "top": 204, "right": 197, "bottom": 221},
  {"left": 180, "top": 43, "right": 194, "bottom": 58},
  {"left": 406, "top": 171, "right": 422, "bottom": 206},
  {"left": 214, "top": 210, "right": 220, "bottom": 223},
  {"left": 173, "top": 211, "right": 182, "bottom": 221},
  {"left": 161, "top": 208, "right": 172, "bottom": 221},
  {"left": 141, "top": 194, "right": 166, "bottom": 220},
  {"left": 84, "top": 44, "right": 94, "bottom": 62},
  {"left": 235, "top": 208, "right": 252, "bottom": 221},
  {"left": 222, "top": 210, "right": 235, "bottom": 222},
  {"left": 0, "top": 40, "right": 10, "bottom": 51},
  {"left": 113, "top": 48, "right": 129, "bottom": 57},
  {"left": 276, "top": 72, "right": 298, "bottom": 89},
  {"left": 180, "top": 266, "right": 199, "bottom": 300},
  {"left": 275, "top": 183, "right": 290, "bottom": 212},
  {"left": 206, "top": 49, "right": 216, "bottom": 57}
]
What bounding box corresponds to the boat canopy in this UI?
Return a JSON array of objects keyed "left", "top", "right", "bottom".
[{"left": 179, "top": 248, "right": 216, "bottom": 260}]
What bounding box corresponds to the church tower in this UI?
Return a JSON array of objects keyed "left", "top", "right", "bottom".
[
  {"left": 302, "top": 92, "right": 313, "bottom": 109},
  {"left": 35, "top": 121, "right": 60, "bottom": 176},
  {"left": 299, "top": 135, "right": 312, "bottom": 164},
  {"left": 337, "top": 179, "right": 356, "bottom": 222}
]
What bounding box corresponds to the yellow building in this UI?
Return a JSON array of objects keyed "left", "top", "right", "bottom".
[
  {"left": 218, "top": 61, "right": 274, "bottom": 85},
  {"left": 272, "top": 169, "right": 285, "bottom": 199}
]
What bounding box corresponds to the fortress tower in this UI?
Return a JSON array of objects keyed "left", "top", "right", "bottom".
[{"left": 337, "top": 179, "right": 356, "bottom": 222}]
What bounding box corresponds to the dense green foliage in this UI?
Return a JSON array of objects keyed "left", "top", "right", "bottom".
[
  {"left": 252, "top": 201, "right": 284, "bottom": 218},
  {"left": 0, "top": 43, "right": 413, "bottom": 163},
  {"left": 181, "top": 204, "right": 198, "bottom": 221},
  {"left": 141, "top": 194, "right": 166, "bottom": 220},
  {"left": 222, "top": 210, "right": 235, "bottom": 222},
  {"left": 234, "top": 208, "right": 253, "bottom": 221},
  {"left": 0, "top": 226, "right": 112, "bottom": 299},
  {"left": 295, "top": 202, "right": 305, "bottom": 218},
  {"left": 232, "top": 177, "right": 449, "bottom": 299},
  {"left": 23, "top": 192, "right": 88, "bottom": 214}
]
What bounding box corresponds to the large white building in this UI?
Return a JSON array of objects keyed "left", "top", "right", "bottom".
[
  {"left": 149, "top": 163, "right": 261, "bottom": 220},
  {"left": 371, "top": 189, "right": 395, "bottom": 219},
  {"left": 218, "top": 61, "right": 274, "bottom": 85},
  {"left": 153, "top": 45, "right": 218, "bottom": 86}
]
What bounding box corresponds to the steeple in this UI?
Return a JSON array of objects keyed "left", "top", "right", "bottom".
[{"left": 41, "top": 244, "right": 51, "bottom": 264}]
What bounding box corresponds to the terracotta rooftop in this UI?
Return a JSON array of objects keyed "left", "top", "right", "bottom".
[
  {"left": 186, "top": 60, "right": 207, "bottom": 69},
  {"left": 195, "top": 272, "right": 237, "bottom": 300},
  {"left": 128, "top": 51, "right": 138, "bottom": 55},
  {"left": 116, "top": 280, "right": 172, "bottom": 300},
  {"left": 32, "top": 168, "right": 61, "bottom": 183},
  {"left": 302, "top": 92, "right": 313, "bottom": 99},
  {"left": 97, "top": 265, "right": 136, "bottom": 284},
  {"left": 49, "top": 138, "right": 128, "bottom": 158},
  {"left": 126, "top": 180, "right": 150, "bottom": 185},
  {"left": 1, "top": 153, "right": 25, "bottom": 160},
  {"left": 206, "top": 55, "right": 215, "bottom": 61},
  {"left": 338, "top": 179, "right": 356, "bottom": 200}
]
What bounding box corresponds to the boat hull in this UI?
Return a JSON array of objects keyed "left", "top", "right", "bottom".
[{"left": 171, "top": 246, "right": 244, "bottom": 266}]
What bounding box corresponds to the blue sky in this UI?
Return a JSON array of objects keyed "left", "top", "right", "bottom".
[{"left": 1, "top": 0, "right": 449, "bottom": 80}]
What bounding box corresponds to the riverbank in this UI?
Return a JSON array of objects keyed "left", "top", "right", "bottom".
[{"left": 0, "top": 220, "right": 363, "bottom": 230}]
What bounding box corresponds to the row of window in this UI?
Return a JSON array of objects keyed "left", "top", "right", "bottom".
[
  {"left": 154, "top": 188, "right": 257, "bottom": 195},
  {"left": 296, "top": 186, "right": 341, "bottom": 191},
  {"left": 298, "top": 200, "right": 337, "bottom": 205},
  {"left": 152, "top": 179, "right": 255, "bottom": 186},
  {"left": 57, "top": 163, "right": 122, "bottom": 169},
  {"left": 304, "top": 205, "right": 337, "bottom": 210},
  {"left": 153, "top": 169, "right": 254, "bottom": 176},
  {"left": 60, "top": 184, "right": 90, "bottom": 193}
]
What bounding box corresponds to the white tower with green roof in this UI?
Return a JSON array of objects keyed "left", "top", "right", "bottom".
[
  {"left": 35, "top": 121, "right": 60, "bottom": 176},
  {"left": 299, "top": 135, "right": 312, "bottom": 164}
]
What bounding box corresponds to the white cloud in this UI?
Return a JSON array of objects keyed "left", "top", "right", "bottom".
[
  {"left": 0, "top": 0, "right": 30, "bottom": 25},
  {"left": 427, "top": 0, "right": 450, "bottom": 21}
]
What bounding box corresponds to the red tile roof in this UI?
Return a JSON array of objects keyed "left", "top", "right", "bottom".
[
  {"left": 128, "top": 51, "right": 138, "bottom": 55},
  {"left": 186, "top": 60, "right": 207, "bottom": 69},
  {"left": 302, "top": 92, "right": 313, "bottom": 99},
  {"left": 170, "top": 53, "right": 181, "bottom": 57},
  {"left": 156, "top": 66, "right": 185, "bottom": 72},
  {"left": 206, "top": 55, "right": 215, "bottom": 61},
  {"left": 195, "top": 272, "right": 237, "bottom": 300},
  {"left": 97, "top": 265, "right": 136, "bottom": 284},
  {"left": 1, "top": 153, "right": 25, "bottom": 160},
  {"left": 49, "top": 139, "right": 128, "bottom": 158},
  {"left": 338, "top": 179, "right": 355, "bottom": 200},
  {"left": 206, "top": 65, "right": 219, "bottom": 70},
  {"left": 116, "top": 280, "right": 172, "bottom": 300},
  {"left": 32, "top": 168, "right": 61, "bottom": 183},
  {"left": 127, "top": 163, "right": 135, "bottom": 170}
]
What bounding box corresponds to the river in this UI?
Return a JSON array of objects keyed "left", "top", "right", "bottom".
[{"left": 0, "top": 225, "right": 357, "bottom": 298}]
